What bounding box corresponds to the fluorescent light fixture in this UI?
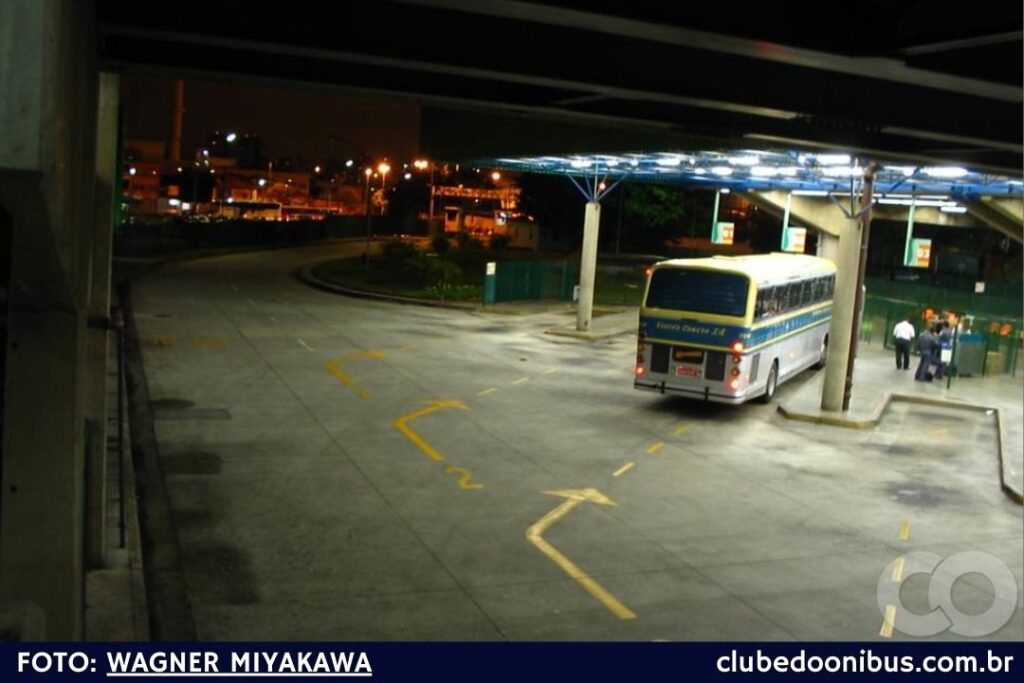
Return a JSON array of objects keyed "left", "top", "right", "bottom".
[
  {"left": 877, "top": 198, "right": 948, "bottom": 207},
  {"left": 181, "top": 202, "right": 192, "bottom": 211},
  {"left": 719, "top": 188, "right": 731, "bottom": 194},
  {"left": 569, "top": 159, "right": 590, "bottom": 169},
  {"left": 940, "top": 205, "right": 967, "bottom": 213},
  {"left": 750, "top": 166, "right": 777, "bottom": 177},
  {"left": 922, "top": 166, "right": 969, "bottom": 178},
  {"left": 727, "top": 155, "right": 759, "bottom": 166},
  {"left": 792, "top": 190, "right": 828, "bottom": 196},
  {"left": 656, "top": 156, "right": 683, "bottom": 166},
  {"left": 693, "top": 168, "right": 707, "bottom": 175},
  {"left": 628, "top": 159, "right": 640, "bottom": 167},
  {"left": 778, "top": 167, "right": 801, "bottom": 177},
  {"left": 168, "top": 198, "right": 181, "bottom": 206},
  {"left": 816, "top": 154, "right": 851, "bottom": 166},
  {"left": 711, "top": 166, "right": 733, "bottom": 176},
  {"left": 225, "top": 132, "right": 237, "bottom": 142}
]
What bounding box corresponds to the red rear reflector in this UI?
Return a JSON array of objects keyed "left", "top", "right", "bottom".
[{"left": 731, "top": 367, "right": 741, "bottom": 377}]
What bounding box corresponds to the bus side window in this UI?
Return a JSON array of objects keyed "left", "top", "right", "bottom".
[{"left": 802, "top": 280, "right": 814, "bottom": 307}]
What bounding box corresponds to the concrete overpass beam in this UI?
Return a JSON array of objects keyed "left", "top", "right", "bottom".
[{"left": 965, "top": 197, "right": 1024, "bottom": 244}]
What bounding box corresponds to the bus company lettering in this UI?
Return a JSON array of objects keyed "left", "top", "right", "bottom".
[{"left": 653, "top": 319, "right": 727, "bottom": 337}]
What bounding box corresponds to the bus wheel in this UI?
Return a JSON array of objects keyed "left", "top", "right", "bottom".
[
  {"left": 813, "top": 335, "right": 828, "bottom": 369},
  {"left": 760, "top": 361, "right": 778, "bottom": 403}
]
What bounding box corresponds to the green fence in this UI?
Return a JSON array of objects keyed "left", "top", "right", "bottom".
[
  {"left": 492, "top": 261, "right": 576, "bottom": 302},
  {"left": 860, "top": 278, "right": 1022, "bottom": 377}
]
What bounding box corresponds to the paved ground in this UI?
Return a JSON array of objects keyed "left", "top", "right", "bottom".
[{"left": 130, "top": 243, "right": 1023, "bottom": 641}]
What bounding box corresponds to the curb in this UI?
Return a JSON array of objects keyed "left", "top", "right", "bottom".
[
  {"left": 778, "top": 394, "right": 1023, "bottom": 506},
  {"left": 296, "top": 263, "right": 480, "bottom": 311},
  {"left": 545, "top": 326, "right": 635, "bottom": 342}
]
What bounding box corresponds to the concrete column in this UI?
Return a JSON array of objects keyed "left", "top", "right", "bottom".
[
  {"left": 1, "top": 309, "right": 88, "bottom": 640},
  {"left": 575, "top": 201, "right": 601, "bottom": 331},
  {"left": 85, "top": 72, "right": 119, "bottom": 568},
  {"left": 821, "top": 217, "right": 862, "bottom": 411},
  {"left": 0, "top": 0, "right": 100, "bottom": 640}
]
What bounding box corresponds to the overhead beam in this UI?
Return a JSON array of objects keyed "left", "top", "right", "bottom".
[
  {"left": 965, "top": 197, "right": 1024, "bottom": 244},
  {"left": 393, "top": 0, "right": 1022, "bottom": 102}
]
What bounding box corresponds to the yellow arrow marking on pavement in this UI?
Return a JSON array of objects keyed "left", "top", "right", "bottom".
[
  {"left": 444, "top": 465, "right": 483, "bottom": 490},
  {"left": 325, "top": 350, "right": 386, "bottom": 400},
  {"left": 512, "top": 377, "right": 531, "bottom": 385},
  {"left": 898, "top": 520, "right": 911, "bottom": 541},
  {"left": 542, "top": 368, "right": 559, "bottom": 375},
  {"left": 673, "top": 423, "right": 690, "bottom": 436},
  {"left": 477, "top": 387, "right": 498, "bottom": 396},
  {"left": 393, "top": 399, "right": 470, "bottom": 462},
  {"left": 646, "top": 441, "right": 665, "bottom": 454},
  {"left": 526, "top": 488, "right": 637, "bottom": 620}
]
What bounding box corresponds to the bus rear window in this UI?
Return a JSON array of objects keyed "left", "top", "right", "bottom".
[{"left": 645, "top": 269, "right": 749, "bottom": 317}]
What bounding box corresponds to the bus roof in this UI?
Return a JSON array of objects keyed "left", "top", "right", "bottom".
[{"left": 653, "top": 253, "right": 835, "bottom": 284}]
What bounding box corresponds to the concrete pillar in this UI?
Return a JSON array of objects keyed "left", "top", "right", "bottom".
[
  {"left": 575, "top": 201, "right": 601, "bottom": 331},
  {"left": 821, "top": 217, "right": 862, "bottom": 412},
  {"left": 0, "top": 0, "right": 100, "bottom": 640},
  {"left": 85, "top": 72, "right": 120, "bottom": 568},
  {"left": 1, "top": 310, "right": 88, "bottom": 640}
]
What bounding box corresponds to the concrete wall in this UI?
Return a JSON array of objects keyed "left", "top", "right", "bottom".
[{"left": 0, "top": 0, "right": 111, "bottom": 640}]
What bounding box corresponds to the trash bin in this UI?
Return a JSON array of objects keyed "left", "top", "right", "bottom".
[
  {"left": 954, "top": 334, "right": 986, "bottom": 376},
  {"left": 985, "top": 351, "right": 1005, "bottom": 376}
]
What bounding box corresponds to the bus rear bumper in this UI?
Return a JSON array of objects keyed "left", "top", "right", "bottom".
[{"left": 634, "top": 379, "right": 748, "bottom": 405}]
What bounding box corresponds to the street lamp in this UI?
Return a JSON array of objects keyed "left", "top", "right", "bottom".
[
  {"left": 377, "top": 162, "right": 391, "bottom": 216},
  {"left": 364, "top": 168, "right": 373, "bottom": 268}
]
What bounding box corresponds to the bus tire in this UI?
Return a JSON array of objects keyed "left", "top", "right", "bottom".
[
  {"left": 813, "top": 334, "right": 828, "bottom": 370},
  {"left": 760, "top": 360, "right": 779, "bottom": 403}
]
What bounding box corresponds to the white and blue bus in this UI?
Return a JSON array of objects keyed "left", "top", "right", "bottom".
[{"left": 634, "top": 253, "right": 836, "bottom": 404}]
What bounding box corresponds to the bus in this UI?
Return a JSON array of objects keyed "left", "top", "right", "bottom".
[{"left": 634, "top": 253, "right": 836, "bottom": 404}]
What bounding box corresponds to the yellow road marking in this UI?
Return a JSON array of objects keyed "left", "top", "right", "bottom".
[
  {"left": 542, "top": 368, "right": 559, "bottom": 375},
  {"left": 673, "top": 424, "right": 690, "bottom": 436},
  {"left": 444, "top": 466, "right": 484, "bottom": 490},
  {"left": 526, "top": 489, "right": 636, "bottom": 620},
  {"left": 646, "top": 441, "right": 665, "bottom": 454},
  {"left": 146, "top": 336, "right": 177, "bottom": 347},
  {"left": 898, "top": 520, "right": 911, "bottom": 541},
  {"left": 337, "top": 349, "right": 387, "bottom": 362},
  {"left": 929, "top": 427, "right": 949, "bottom": 438},
  {"left": 393, "top": 399, "right": 470, "bottom": 463},
  {"left": 891, "top": 556, "right": 905, "bottom": 582},
  {"left": 880, "top": 604, "right": 897, "bottom": 638},
  {"left": 477, "top": 387, "right": 498, "bottom": 396},
  {"left": 612, "top": 462, "right": 636, "bottom": 477},
  {"left": 512, "top": 377, "right": 531, "bottom": 385},
  {"left": 396, "top": 343, "right": 417, "bottom": 352},
  {"left": 192, "top": 336, "right": 229, "bottom": 347}
]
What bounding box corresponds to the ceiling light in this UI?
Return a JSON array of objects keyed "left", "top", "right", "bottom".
[
  {"left": 727, "top": 155, "right": 759, "bottom": 166},
  {"left": 711, "top": 166, "right": 733, "bottom": 176},
  {"left": 750, "top": 166, "right": 777, "bottom": 177},
  {"left": 940, "top": 205, "right": 967, "bottom": 213},
  {"left": 922, "top": 166, "right": 969, "bottom": 178},
  {"left": 816, "top": 154, "right": 851, "bottom": 166}
]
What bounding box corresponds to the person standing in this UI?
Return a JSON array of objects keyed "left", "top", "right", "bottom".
[
  {"left": 893, "top": 316, "right": 915, "bottom": 370},
  {"left": 935, "top": 320, "right": 953, "bottom": 380},
  {"left": 915, "top": 324, "right": 939, "bottom": 381}
]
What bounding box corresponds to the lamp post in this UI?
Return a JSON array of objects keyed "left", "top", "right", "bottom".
[
  {"left": 364, "top": 167, "right": 373, "bottom": 268},
  {"left": 377, "top": 162, "right": 390, "bottom": 216}
]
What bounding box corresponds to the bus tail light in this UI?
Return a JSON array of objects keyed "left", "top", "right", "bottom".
[
  {"left": 731, "top": 341, "right": 744, "bottom": 353},
  {"left": 732, "top": 354, "right": 741, "bottom": 364},
  {"left": 635, "top": 365, "right": 646, "bottom": 377},
  {"left": 730, "top": 367, "right": 741, "bottom": 377},
  {"left": 728, "top": 378, "right": 740, "bottom": 390}
]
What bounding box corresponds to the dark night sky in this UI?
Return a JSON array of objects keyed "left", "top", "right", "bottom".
[{"left": 122, "top": 75, "right": 421, "bottom": 164}]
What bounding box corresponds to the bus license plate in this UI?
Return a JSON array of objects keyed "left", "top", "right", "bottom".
[{"left": 676, "top": 365, "right": 700, "bottom": 378}]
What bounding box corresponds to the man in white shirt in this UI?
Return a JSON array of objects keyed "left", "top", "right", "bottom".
[{"left": 893, "top": 317, "right": 915, "bottom": 370}]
